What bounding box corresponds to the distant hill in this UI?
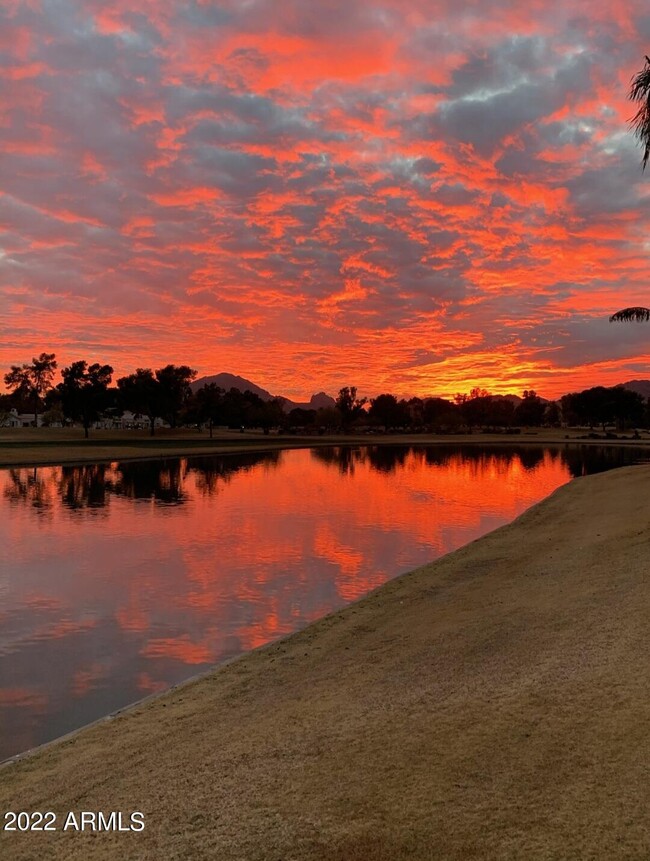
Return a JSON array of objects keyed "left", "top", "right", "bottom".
[
  {"left": 195, "top": 373, "right": 607, "bottom": 412},
  {"left": 191, "top": 373, "right": 274, "bottom": 401},
  {"left": 191, "top": 373, "right": 335, "bottom": 413},
  {"left": 276, "top": 392, "right": 336, "bottom": 412},
  {"left": 621, "top": 379, "right": 650, "bottom": 398},
  {"left": 493, "top": 393, "right": 524, "bottom": 405}
]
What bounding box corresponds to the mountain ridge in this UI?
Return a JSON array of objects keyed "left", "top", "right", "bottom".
[
  {"left": 191, "top": 373, "right": 650, "bottom": 409},
  {"left": 191, "top": 373, "right": 336, "bottom": 413},
  {"left": 621, "top": 379, "right": 650, "bottom": 398}
]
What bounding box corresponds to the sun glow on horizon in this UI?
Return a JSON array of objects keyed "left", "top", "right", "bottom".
[{"left": 1, "top": 0, "right": 649, "bottom": 398}]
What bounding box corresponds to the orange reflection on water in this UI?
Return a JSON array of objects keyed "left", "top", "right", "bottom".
[
  {"left": 0, "top": 688, "right": 49, "bottom": 710},
  {"left": 115, "top": 602, "right": 151, "bottom": 634},
  {"left": 141, "top": 636, "right": 215, "bottom": 665},
  {"left": 237, "top": 607, "right": 290, "bottom": 652},
  {"left": 136, "top": 672, "right": 170, "bottom": 696},
  {"left": 71, "top": 663, "right": 108, "bottom": 698},
  {"left": 0, "top": 444, "right": 641, "bottom": 760}
]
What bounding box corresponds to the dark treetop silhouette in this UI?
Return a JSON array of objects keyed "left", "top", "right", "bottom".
[
  {"left": 3, "top": 353, "right": 57, "bottom": 425},
  {"left": 611, "top": 57, "right": 650, "bottom": 324},
  {"left": 58, "top": 361, "right": 113, "bottom": 439}
]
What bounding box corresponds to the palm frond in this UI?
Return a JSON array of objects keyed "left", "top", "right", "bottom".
[
  {"left": 629, "top": 60, "right": 650, "bottom": 170},
  {"left": 609, "top": 306, "right": 650, "bottom": 322}
]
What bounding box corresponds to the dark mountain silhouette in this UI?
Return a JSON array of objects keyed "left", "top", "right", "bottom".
[
  {"left": 191, "top": 373, "right": 274, "bottom": 401},
  {"left": 191, "top": 373, "right": 650, "bottom": 414},
  {"left": 621, "top": 379, "right": 650, "bottom": 399},
  {"left": 493, "top": 393, "right": 524, "bottom": 405},
  {"left": 420, "top": 393, "right": 525, "bottom": 404},
  {"left": 191, "top": 373, "right": 336, "bottom": 413},
  {"left": 279, "top": 392, "right": 336, "bottom": 411}
]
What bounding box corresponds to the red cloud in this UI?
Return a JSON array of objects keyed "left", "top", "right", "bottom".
[{"left": 2, "top": 0, "right": 650, "bottom": 399}]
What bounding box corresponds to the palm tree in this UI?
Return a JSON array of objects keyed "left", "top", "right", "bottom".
[
  {"left": 610, "top": 57, "right": 650, "bottom": 324},
  {"left": 630, "top": 56, "right": 650, "bottom": 170},
  {"left": 610, "top": 307, "right": 650, "bottom": 322}
]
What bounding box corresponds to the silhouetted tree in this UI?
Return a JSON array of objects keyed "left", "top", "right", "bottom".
[
  {"left": 406, "top": 397, "right": 424, "bottom": 427},
  {"left": 544, "top": 401, "right": 561, "bottom": 427},
  {"left": 576, "top": 386, "right": 611, "bottom": 429},
  {"left": 486, "top": 397, "right": 516, "bottom": 429},
  {"left": 368, "top": 393, "right": 410, "bottom": 430},
  {"left": 0, "top": 393, "right": 13, "bottom": 426},
  {"left": 193, "top": 383, "right": 224, "bottom": 437},
  {"left": 514, "top": 390, "right": 545, "bottom": 427},
  {"left": 630, "top": 55, "right": 650, "bottom": 170},
  {"left": 315, "top": 406, "right": 341, "bottom": 432},
  {"left": 560, "top": 392, "right": 580, "bottom": 426},
  {"left": 609, "top": 385, "right": 646, "bottom": 429},
  {"left": 287, "top": 407, "right": 317, "bottom": 429},
  {"left": 335, "top": 386, "right": 367, "bottom": 430},
  {"left": 422, "top": 397, "right": 459, "bottom": 431},
  {"left": 610, "top": 57, "right": 650, "bottom": 322},
  {"left": 252, "top": 399, "right": 285, "bottom": 434},
  {"left": 454, "top": 388, "right": 492, "bottom": 430},
  {"left": 155, "top": 364, "right": 197, "bottom": 428},
  {"left": 4, "top": 352, "right": 57, "bottom": 425},
  {"left": 57, "top": 360, "right": 113, "bottom": 438},
  {"left": 559, "top": 385, "right": 645, "bottom": 430},
  {"left": 610, "top": 306, "right": 650, "bottom": 322},
  {"left": 41, "top": 391, "right": 66, "bottom": 426},
  {"left": 219, "top": 387, "right": 260, "bottom": 428},
  {"left": 117, "top": 369, "right": 163, "bottom": 436}
]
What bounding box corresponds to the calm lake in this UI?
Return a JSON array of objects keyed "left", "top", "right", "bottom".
[{"left": 1, "top": 444, "right": 647, "bottom": 761}]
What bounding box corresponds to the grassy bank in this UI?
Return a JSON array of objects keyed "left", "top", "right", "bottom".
[
  {"left": 2, "top": 464, "right": 650, "bottom": 859},
  {"left": 0, "top": 427, "right": 318, "bottom": 468},
  {"left": 2, "top": 425, "right": 650, "bottom": 469}
]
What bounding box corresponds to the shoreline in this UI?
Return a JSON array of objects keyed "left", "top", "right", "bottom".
[
  {"left": 2, "top": 464, "right": 650, "bottom": 858},
  {"left": 2, "top": 427, "right": 650, "bottom": 469}
]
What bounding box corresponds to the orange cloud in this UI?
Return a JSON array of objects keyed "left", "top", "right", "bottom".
[{"left": 1, "top": 0, "right": 650, "bottom": 400}]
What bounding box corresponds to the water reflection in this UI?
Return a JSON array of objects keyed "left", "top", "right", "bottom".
[
  {"left": 59, "top": 464, "right": 110, "bottom": 512},
  {"left": 3, "top": 467, "right": 55, "bottom": 513},
  {"left": 0, "top": 444, "right": 646, "bottom": 760},
  {"left": 190, "top": 451, "right": 281, "bottom": 497},
  {"left": 2, "top": 451, "right": 282, "bottom": 513},
  {"left": 561, "top": 444, "right": 650, "bottom": 477},
  {"left": 110, "top": 459, "right": 189, "bottom": 506}
]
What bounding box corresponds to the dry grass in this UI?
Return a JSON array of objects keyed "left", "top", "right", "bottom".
[
  {"left": 1, "top": 425, "right": 649, "bottom": 469},
  {"left": 2, "top": 464, "right": 650, "bottom": 859}
]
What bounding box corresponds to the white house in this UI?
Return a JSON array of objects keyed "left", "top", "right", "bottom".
[
  {"left": 0, "top": 409, "right": 43, "bottom": 428},
  {"left": 93, "top": 411, "right": 168, "bottom": 430},
  {"left": 1, "top": 409, "right": 21, "bottom": 428}
]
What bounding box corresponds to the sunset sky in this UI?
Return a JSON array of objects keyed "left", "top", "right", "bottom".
[{"left": 2, "top": 0, "right": 650, "bottom": 400}]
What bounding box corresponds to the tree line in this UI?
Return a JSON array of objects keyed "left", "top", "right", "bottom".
[{"left": 1, "top": 353, "right": 649, "bottom": 437}]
